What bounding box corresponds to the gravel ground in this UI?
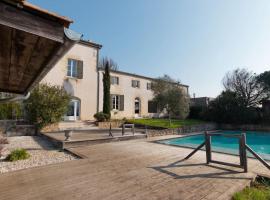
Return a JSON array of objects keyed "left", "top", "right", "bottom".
[{"left": 0, "top": 136, "right": 78, "bottom": 174}]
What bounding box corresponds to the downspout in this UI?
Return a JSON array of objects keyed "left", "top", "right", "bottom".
[{"left": 0, "top": 92, "right": 30, "bottom": 103}]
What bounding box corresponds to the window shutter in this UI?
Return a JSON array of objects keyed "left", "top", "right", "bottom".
[
  {"left": 77, "top": 60, "right": 83, "bottom": 79},
  {"left": 132, "top": 80, "right": 135, "bottom": 87},
  {"left": 138, "top": 81, "right": 140, "bottom": 88},
  {"left": 148, "top": 101, "right": 157, "bottom": 113},
  {"left": 110, "top": 94, "right": 113, "bottom": 110},
  {"left": 120, "top": 95, "right": 124, "bottom": 111}
]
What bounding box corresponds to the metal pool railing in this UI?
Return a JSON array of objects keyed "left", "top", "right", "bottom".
[{"left": 184, "top": 131, "right": 270, "bottom": 173}]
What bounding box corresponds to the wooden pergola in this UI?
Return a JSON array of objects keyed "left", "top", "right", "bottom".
[{"left": 0, "top": 0, "right": 82, "bottom": 95}]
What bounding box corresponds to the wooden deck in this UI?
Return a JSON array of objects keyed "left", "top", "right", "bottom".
[{"left": 0, "top": 136, "right": 269, "bottom": 200}]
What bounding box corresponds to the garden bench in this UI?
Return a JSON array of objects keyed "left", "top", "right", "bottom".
[{"left": 122, "top": 124, "right": 135, "bottom": 136}]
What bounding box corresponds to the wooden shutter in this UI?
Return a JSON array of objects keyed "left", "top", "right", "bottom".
[
  {"left": 77, "top": 60, "right": 83, "bottom": 79},
  {"left": 132, "top": 80, "right": 135, "bottom": 87},
  {"left": 110, "top": 94, "right": 113, "bottom": 110},
  {"left": 120, "top": 95, "right": 124, "bottom": 111},
  {"left": 138, "top": 81, "right": 140, "bottom": 88},
  {"left": 148, "top": 101, "right": 157, "bottom": 113}
]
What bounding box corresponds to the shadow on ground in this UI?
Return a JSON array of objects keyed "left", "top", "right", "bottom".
[{"left": 149, "top": 159, "right": 253, "bottom": 180}]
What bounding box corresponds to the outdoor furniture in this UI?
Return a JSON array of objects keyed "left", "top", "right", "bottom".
[{"left": 122, "top": 124, "right": 135, "bottom": 136}]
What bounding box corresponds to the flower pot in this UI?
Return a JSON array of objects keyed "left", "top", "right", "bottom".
[{"left": 64, "top": 130, "right": 73, "bottom": 141}]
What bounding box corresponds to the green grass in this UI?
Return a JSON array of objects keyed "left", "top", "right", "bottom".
[
  {"left": 127, "top": 118, "right": 205, "bottom": 129},
  {"left": 233, "top": 185, "right": 270, "bottom": 200}
]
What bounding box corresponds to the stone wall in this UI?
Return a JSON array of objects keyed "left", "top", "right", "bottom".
[
  {"left": 97, "top": 121, "right": 124, "bottom": 129},
  {"left": 146, "top": 123, "right": 218, "bottom": 137},
  {"left": 0, "top": 120, "right": 36, "bottom": 137}
]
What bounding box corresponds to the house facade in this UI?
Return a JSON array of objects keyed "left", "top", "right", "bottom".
[{"left": 42, "top": 40, "right": 189, "bottom": 121}]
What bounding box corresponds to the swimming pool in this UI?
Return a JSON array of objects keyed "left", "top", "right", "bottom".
[{"left": 157, "top": 131, "right": 270, "bottom": 160}]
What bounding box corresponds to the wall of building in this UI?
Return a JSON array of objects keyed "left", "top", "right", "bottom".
[
  {"left": 98, "top": 71, "right": 189, "bottom": 119},
  {"left": 41, "top": 42, "right": 99, "bottom": 120}
]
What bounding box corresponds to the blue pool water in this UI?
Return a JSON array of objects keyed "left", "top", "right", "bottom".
[{"left": 157, "top": 131, "right": 270, "bottom": 160}]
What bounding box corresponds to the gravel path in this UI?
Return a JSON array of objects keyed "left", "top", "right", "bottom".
[{"left": 0, "top": 136, "right": 78, "bottom": 174}]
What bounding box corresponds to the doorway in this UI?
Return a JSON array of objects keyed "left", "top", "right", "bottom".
[
  {"left": 64, "top": 99, "right": 80, "bottom": 121},
  {"left": 134, "top": 98, "right": 140, "bottom": 118}
]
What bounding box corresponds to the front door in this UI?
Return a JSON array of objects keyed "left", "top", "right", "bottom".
[
  {"left": 65, "top": 99, "right": 80, "bottom": 121},
  {"left": 134, "top": 98, "right": 140, "bottom": 118}
]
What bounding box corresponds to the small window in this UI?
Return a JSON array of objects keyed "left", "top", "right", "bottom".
[
  {"left": 132, "top": 80, "right": 140, "bottom": 88},
  {"left": 147, "top": 82, "right": 152, "bottom": 90},
  {"left": 67, "top": 59, "right": 83, "bottom": 79},
  {"left": 111, "top": 76, "right": 119, "bottom": 85}
]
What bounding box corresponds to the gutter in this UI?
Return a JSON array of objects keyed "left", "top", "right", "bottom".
[{"left": 0, "top": 92, "right": 30, "bottom": 103}]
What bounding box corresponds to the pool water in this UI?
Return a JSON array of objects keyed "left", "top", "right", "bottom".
[{"left": 157, "top": 131, "right": 270, "bottom": 160}]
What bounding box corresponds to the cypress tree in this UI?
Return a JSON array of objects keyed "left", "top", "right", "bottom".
[{"left": 103, "top": 62, "right": 111, "bottom": 118}]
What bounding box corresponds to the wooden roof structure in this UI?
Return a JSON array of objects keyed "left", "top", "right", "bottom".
[{"left": 0, "top": 0, "right": 82, "bottom": 94}]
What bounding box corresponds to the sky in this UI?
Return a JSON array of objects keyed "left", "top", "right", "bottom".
[{"left": 30, "top": 0, "right": 270, "bottom": 97}]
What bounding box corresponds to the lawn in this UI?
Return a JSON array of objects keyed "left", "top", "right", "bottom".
[
  {"left": 233, "top": 176, "right": 270, "bottom": 200},
  {"left": 127, "top": 118, "right": 205, "bottom": 129}
]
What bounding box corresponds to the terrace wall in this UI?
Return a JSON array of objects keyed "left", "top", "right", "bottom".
[{"left": 219, "top": 124, "right": 270, "bottom": 132}]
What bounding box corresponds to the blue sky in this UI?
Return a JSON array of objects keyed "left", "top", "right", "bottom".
[{"left": 30, "top": 0, "right": 270, "bottom": 97}]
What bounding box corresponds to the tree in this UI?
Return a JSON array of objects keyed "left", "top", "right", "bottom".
[
  {"left": 205, "top": 91, "right": 261, "bottom": 124},
  {"left": 223, "top": 68, "right": 268, "bottom": 107},
  {"left": 257, "top": 70, "right": 270, "bottom": 92},
  {"left": 99, "top": 57, "right": 118, "bottom": 71},
  {"left": 152, "top": 75, "right": 189, "bottom": 124},
  {"left": 102, "top": 62, "right": 111, "bottom": 118},
  {"left": 24, "top": 83, "right": 70, "bottom": 129}
]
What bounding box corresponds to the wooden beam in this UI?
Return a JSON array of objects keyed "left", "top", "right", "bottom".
[{"left": 0, "top": 1, "right": 64, "bottom": 43}]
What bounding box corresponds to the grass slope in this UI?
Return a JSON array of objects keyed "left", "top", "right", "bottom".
[{"left": 127, "top": 118, "right": 205, "bottom": 129}]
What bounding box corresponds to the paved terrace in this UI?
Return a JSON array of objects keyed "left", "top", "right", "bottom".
[{"left": 0, "top": 136, "right": 269, "bottom": 200}]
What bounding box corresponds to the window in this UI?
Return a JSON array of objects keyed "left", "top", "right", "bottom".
[
  {"left": 132, "top": 80, "right": 140, "bottom": 88},
  {"left": 147, "top": 82, "right": 152, "bottom": 90},
  {"left": 148, "top": 101, "right": 157, "bottom": 113},
  {"left": 112, "top": 95, "right": 119, "bottom": 110},
  {"left": 111, "top": 95, "right": 124, "bottom": 111},
  {"left": 67, "top": 59, "right": 83, "bottom": 79},
  {"left": 111, "top": 76, "right": 119, "bottom": 85}
]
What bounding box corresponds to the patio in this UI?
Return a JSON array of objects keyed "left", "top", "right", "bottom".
[{"left": 0, "top": 135, "right": 269, "bottom": 200}]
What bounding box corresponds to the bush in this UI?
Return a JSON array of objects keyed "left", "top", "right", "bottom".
[
  {"left": 6, "top": 148, "right": 30, "bottom": 162},
  {"left": 0, "top": 102, "right": 22, "bottom": 120},
  {"left": 94, "top": 112, "right": 110, "bottom": 122},
  {"left": 202, "top": 91, "right": 261, "bottom": 124},
  {"left": 189, "top": 106, "right": 204, "bottom": 119},
  {"left": 24, "top": 84, "right": 70, "bottom": 129}
]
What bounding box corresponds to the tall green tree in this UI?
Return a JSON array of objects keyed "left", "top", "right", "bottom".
[
  {"left": 102, "top": 62, "right": 111, "bottom": 118},
  {"left": 152, "top": 75, "right": 189, "bottom": 124}
]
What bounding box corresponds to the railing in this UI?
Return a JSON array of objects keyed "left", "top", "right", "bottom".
[{"left": 184, "top": 131, "right": 270, "bottom": 173}]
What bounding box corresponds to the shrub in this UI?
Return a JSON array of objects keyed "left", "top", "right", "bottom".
[
  {"left": 24, "top": 83, "right": 70, "bottom": 129},
  {"left": 94, "top": 112, "right": 110, "bottom": 122},
  {"left": 6, "top": 149, "right": 30, "bottom": 162},
  {"left": 0, "top": 102, "right": 22, "bottom": 120}
]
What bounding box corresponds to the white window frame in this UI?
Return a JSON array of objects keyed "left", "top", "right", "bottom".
[
  {"left": 132, "top": 80, "right": 140, "bottom": 88},
  {"left": 111, "top": 76, "right": 119, "bottom": 85},
  {"left": 67, "top": 59, "right": 78, "bottom": 78},
  {"left": 112, "top": 95, "right": 120, "bottom": 110}
]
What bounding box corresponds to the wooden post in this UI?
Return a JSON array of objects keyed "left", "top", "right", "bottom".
[
  {"left": 132, "top": 124, "right": 135, "bottom": 135},
  {"left": 241, "top": 133, "right": 248, "bottom": 172},
  {"left": 122, "top": 124, "right": 125, "bottom": 136},
  {"left": 109, "top": 123, "right": 113, "bottom": 137},
  {"left": 239, "top": 137, "right": 244, "bottom": 167},
  {"left": 205, "top": 131, "right": 211, "bottom": 164}
]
